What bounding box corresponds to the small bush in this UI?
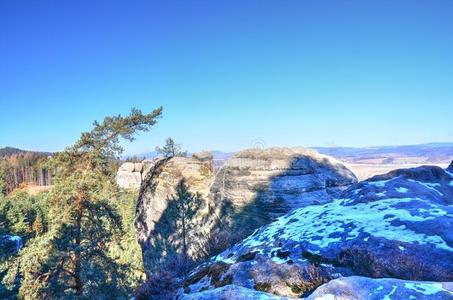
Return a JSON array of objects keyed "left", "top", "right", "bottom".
[{"left": 133, "top": 270, "right": 179, "bottom": 300}]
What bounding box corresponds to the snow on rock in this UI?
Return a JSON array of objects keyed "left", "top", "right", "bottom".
[
  {"left": 182, "top": 164, "right": 453, "bottom": 298},
  {"left": 307, "top": 276, "right": 453, "bottom": 300},
  {"left": 1, "top": 234, "right": 23, "bottom": 253},
  {"left": 136, "top": 148, "right": 357, "bottom": 274},
  {"left": 180, "top": 284, "right": 293, "bottom": 300}
]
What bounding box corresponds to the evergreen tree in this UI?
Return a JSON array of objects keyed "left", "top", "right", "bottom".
[
  {"left": 17, "top": 107, "right": 162, "bottom": 298},
  {"left": 155, "top": 137, "right": 186, "bottom": 158},
  {"left": 167, "top": 178, "right": 203, "bottom": 261}
]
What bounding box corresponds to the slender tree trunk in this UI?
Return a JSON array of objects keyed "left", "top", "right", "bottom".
[{"left": 182, "top": 218, "right": 187, "bottom": 257}]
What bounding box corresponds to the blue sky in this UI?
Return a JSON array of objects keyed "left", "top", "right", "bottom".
[{"left": 1, "top": 1, "right": 452, "bottom": 155}]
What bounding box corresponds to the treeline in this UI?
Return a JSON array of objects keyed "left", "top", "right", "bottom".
[{"left": 0, "top": 151, "right": 54, "bottom": 195}]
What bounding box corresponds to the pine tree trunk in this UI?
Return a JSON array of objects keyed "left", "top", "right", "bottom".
[{"left": 182, "top": 217, "right": 187, "bottom": 258}]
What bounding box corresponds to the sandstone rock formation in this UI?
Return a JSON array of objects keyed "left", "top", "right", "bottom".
[
  {"left": 209, "top": 148, "right": 357, "bottom": 241},
  {"left": 192, "top": 151, "right": 214, "bottom": 162},
  {"left": 182, "top": 164, "right": 453, "bottom": 298},
  {"left": 180, "top": 284, "right": 292, "bottom": 299},
  {"left": 135, "top": 148, "right": 357, "bottom": 275},
  {"left": 116, "top": 160, "right": 156, "bottom": 189},
  {"left": 307, "top": 276, "right": 453, "bottom": 300},
  {"left": 181, "top": 277, "right": 453, "bottom": 299},
  {"left": 135, "top": 156, "right": 214, "bottom": 273}
]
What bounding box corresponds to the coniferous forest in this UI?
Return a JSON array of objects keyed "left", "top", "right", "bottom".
[{"left": 1, "top": 108, "right": 162, "bottom": 299}]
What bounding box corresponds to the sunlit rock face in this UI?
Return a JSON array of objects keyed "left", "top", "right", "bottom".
[
  {"left": 306, "top": 276, "right": 453, "bottom": 300},
  {"left": 183, "top": 165, "right": 453, "bottom": 298},
  {"left": 135, "top": 156, "right": 215, "bottom": 273},
  {"left": 209, "top": 147, "right": 358, "bottom": 243},
  {"left": 116, "top": 160, "right": 157, "bottom": 189},
  {"left": 135, "top": 148, "right": 357, "bottom": 275}
]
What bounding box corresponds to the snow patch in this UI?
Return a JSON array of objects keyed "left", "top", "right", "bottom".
[
  {"left": 383, "top": 285, "right": 398, "bottom": 300},
  {"left": 396, "top": 187, "right": 408, "bottom": 193},
  {"left": 5, "top": 235, "right": 23, "bottom": 252},
  {"left": 236, "top": 196, "right": 453, "bottom": 258},
  {"left": 369, "top": 179, "right": 391, "bottom": 187},
  {"left": 311, "top": 295, "right": 335, "bottom": 300},
  {"left": 404, "top": 282, "right": 453, "bottom": 295},
  {"left": 271, "top": 256, "right": 288, "bottom": 264}
]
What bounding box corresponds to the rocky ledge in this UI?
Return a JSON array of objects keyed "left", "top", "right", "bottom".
[
  {"left": 180, "top": 277, "right": 453, "bottom": 300},
  {"left": 182, "top": 163, "right": 453, "bottom": 298},
  {"left": 116, "top": 160, "right": 157, "bottom": 189},
  {"left": 135, "top": 148, "right": 357, "bottom": 274}
]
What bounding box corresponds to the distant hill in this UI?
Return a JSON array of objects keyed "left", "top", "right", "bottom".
[
  {"left": 128, "top": 143, "right": 453, "bottom": 165},
  {"left": 313, "top": 143, "right": 453, "bottom": 164},
  {"left": 0, "top": 147, "right": 52, "bottom": 158}
]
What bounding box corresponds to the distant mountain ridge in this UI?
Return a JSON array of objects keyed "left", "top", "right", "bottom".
[
  {"left": 0, "top": 147, "right": 52, "bottom": 158},
  {"left": 128, "top": 142, "right": 453, "bottom": 164},
  {"left": 313, "top": 142, "right": 453, "bottom": 164}
]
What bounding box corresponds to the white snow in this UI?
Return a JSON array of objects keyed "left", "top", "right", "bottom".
[
  {"left": 6, "top": 235, "right": 23, "bottom": 252},
  {"left": 271, "top": 256, "right": 288, "bottom": 264},
  {"left": 312, "top": 295, "right": 335, "bottom": 300},
  {"left": 404, "top": 282, "right": 453, "bottom": 295},
  {"left": 235, "top": 196, "right": 453, "bottom": 259},
  {"left": 213, "top": 254, "right": 236, "bottom": 264},
  {"left": 396, "top": 187, "right": 408, "bottom": 193},
  {"left": 383, "top": 285, "right": 398, "bottom": 300},
  {"left": 368, "top": 179, "right": 392, "bottom": 187}
]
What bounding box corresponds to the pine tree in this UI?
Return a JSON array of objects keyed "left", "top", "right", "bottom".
[
  {"left": 155, "top": 137, "right": 187, "bottom": 158},
  {"left": 18, "top": 107, "right": 162, "bottom": 298},
  {"left": 167, "top": 178, "right": 203, "bottom": 262}
]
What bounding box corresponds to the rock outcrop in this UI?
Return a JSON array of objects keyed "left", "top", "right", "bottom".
[
  {"left": 180, "top": 278, "right": 453, "bottom": 300},
  {"left": 180, "top": 284, "right": 292, "bottom": 299},
  {"left": 0, "top": 235, "right": 23, "bottom": 255},
  {"left": 209, "top": 148, "right": 357, "bottom": 241},
  {"left": 135, "top": 148, "right": 357, "bottom": 275},
  {"left": 182, "top": 164, "right": 453, "bottom": 298},
  {"left": 307, "top": 276, "right": 453, "bottom": 300},
  {"left": 136, "top": 156, "right": 215, "bottom": 273},
  {"left": 116, "top": 160, "right": 156, "bottom": 189}
]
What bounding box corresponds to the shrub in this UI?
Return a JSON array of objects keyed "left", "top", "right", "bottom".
[{"left": 134, "top": 270, "right": 179, "bottom": 300}]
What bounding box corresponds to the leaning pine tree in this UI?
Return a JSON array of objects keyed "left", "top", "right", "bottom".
[{"left": 18, "top": 107, "right": 162, "bottom": 299}]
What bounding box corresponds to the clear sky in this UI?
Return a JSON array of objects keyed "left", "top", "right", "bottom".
[{"left": 1, "top": 0, "right": 453, "bottom": 155}]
